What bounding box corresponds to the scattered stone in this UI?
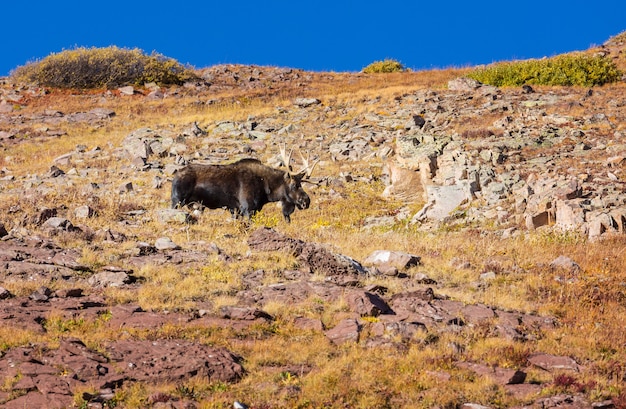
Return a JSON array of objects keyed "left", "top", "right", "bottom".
[
  {"left": 95, "top": 228, "right": 127, "bottom": 242},
  {"left": 157, "top": 208, "right": 192, "bottom": 223},
  {"left": 413, "top": 182, "right": 475, "bottom": 222},
  {"left": 344, "top": 290, "right": 392, "bottom": 317},
  {"left": 528, "top": 353, "right": 580, "bottom": 372},
  {"left": 43, "top": 217, "right": 77, "bottom": 232},
  {"left": 293, "top": 97, "right": 321, "bottom": 108},
  {"left": 75, "top": 205, "right": 96, "bottom": 218},
  {"left": 0, "top": 337, "right": 243, "bottom": 407},
  {"left": 119, "top": 85, "right": 135, "bottom": 96},
  {"left": 29, "top": 286, "right": 53, "bottom": 302},
  {"left": 155, "top": 237, "right": 181, "bottom": 250},
  {"left": 448, "top": 77, "right": 482, "bottom": 91},
  {"left": 363, "top": 250, "right": 421, "bottom": 270},
  {"left": 119, "top": 182, "right": 133, "bottom": 193},
  {"left": 460, "top": 404, "right": 491, "bottom": 409},
  {"left": 88, "top": 271, "right": 135, "bottom": 288},
  {"left": 293, "top": 316, "right": 324, "bottom": 331},
  {"left": 47, "top": 163, "right": 68, "bottom": 178},
  {"left": 33, "top": 207, "right": 58, "bottom": 226},
  {"left": 219, "top": 306, "right": 273, "bottom": 321},
  {"left": 550, "top": 255, "right": 581, "bottom": 273},
  {"left": 248, "top": 228, "right": 371, "bottom": 283},
  {"left": 326, "top": 318, "right": 361, "bottom": 345}
]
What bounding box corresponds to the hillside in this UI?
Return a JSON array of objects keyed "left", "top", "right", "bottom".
[{"left": 0, "top": 34, "right": 625, "bottom": 408}]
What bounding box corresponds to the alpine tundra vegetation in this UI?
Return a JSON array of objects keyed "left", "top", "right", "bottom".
[{"left": 0, "top": 32, "right": 625, "bottom": 408}]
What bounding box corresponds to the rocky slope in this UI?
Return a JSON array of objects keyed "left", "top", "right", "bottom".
[{"left": 0, "top": 38, "right": 625, "bottom": 408}]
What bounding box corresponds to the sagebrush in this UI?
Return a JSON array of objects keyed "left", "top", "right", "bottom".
[
  {"left": 362, "top": 59, "right": 406, "bottom": 73},
  {"left": 467, "top": 53, "right": 622, "bottom": 86},
  {"left": 11, "top": 46, "right": 199, "bottom": 88}
]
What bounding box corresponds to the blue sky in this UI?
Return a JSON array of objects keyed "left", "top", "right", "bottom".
[{"left": 2, "top": 1, "right": 625, "bottom": 77}]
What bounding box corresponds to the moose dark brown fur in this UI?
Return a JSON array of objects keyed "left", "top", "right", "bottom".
[{"left": 171, "top": 158, "right": 311, "bottom": 222}]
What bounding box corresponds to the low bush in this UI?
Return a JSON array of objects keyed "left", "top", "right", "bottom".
[
  {"left": 362, "top": 59, "right": 406, "bottom": 73},
  {"left": 467, "top": 53, "right": 622, "bottom": 87},
  {"left": 11, "top": 46, "right": 199, "bottom": 89}
]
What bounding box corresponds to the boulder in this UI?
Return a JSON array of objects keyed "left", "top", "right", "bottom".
[
  {"left": 325, "top": 318, "right": 361, "bottom": 345},
  {"left": 363, "top": 250, "right": 421, "bottom": 270},
  {"left": 412, "top": 181, "right": 476, "bottom": 222},
  {"left": 528, "top": 353, "right": 580, "bottom": 372}
]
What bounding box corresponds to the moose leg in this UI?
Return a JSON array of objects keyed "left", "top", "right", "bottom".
[{"left": 281, "top": 201, "right": 296, "bottom": 223}]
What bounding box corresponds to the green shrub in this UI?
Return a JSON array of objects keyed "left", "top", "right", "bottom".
[
  {"left": 362, "top": 59, "right": 406, "bottom": 73},
  {"left": 467, "top": 53, "right": 622, "bottom": 87},
  {"left": 11, "top": 46, "right": 199, "bottom": 89}
]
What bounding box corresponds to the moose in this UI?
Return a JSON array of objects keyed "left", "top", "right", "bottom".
[{"left": 171, "top": 146, "right": 317, "bottom": 222}]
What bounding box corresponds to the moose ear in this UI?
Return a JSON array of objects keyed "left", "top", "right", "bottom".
[{"left": 294, "top": 172, "right": 306, "bottom": 181}]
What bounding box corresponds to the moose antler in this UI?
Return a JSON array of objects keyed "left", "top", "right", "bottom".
[
  {"left": 279, "top": 143, "right": 319, "bottom": 180},
  {"left": 279, "top": 143, "right": 294, "bottom": 172},
  {"left": 297, "top": 150, "right": 319, "bottom": 179}
]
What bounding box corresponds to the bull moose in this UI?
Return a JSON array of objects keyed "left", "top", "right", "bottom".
[{"left": 171, "top": 146, "right": 316, "bottom": 222}]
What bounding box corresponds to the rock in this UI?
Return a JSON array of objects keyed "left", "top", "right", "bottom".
[
  {"left": 119, "top": 182, "right": 133, "bottom": 193},
  {"left": 344, "top": 290, "right": 392, "bottom": 317},
  {"left": 528, "top": 353, "right": 580, "bottom": 372},
  {"left": 248, "top": 228, "right": 371, "bottom": 282},
  {"left": 381, "top": 162, "right": 424, "bottom": 202},
  {"left": 29, "top": 286, "right": 53, "bottom": 302},
  {"left": 555, "top": 199, "right": 587, "bottom": 230},
  {"left": 88, "top": 271, "right": 135, "bottom": 288},
  {"left": 122, "top": 128, "right": 155, "bottom": 159},
  {"left": 154, "top": 237, "right": 181, "bottom": 250},
  {"left": 95, "top": 228, "right": 127, "bottom": 242},
  {"left": 550, "top": 255, "right": 581, "bottom": 273},
  {"left": 234, "top": 401, "right": 249, "bottom": 409},
  {"left": 293, "top": 98, "right": 321, "bottom": 108},
  {"left": 460, "top": 404, "right": 491, "bottom": 409},
  {"left": 48, "top": 165, "right": 65, "bottom": 178},
  {"left": 448, "top": 77, "right": 482, "bottom": 91},
  {"left": 461, "top": 304, "right": 496, "bottom": 324},
  {"left": 412, "top": 181, "right": 476, "bottom": 222},
  {"left": 293, "top": 317, "right": 324, "bottom": 331},
  {"left": 88, "top": 108, "right": 116, "bottom": 119},
  {"left": 0, "top": 338, "right": 243, "bottom": 407},
  {"left": 75, "top": 205, "right": 96, "bottom": 218},
  {"left": 43, "top": 217, "right": 77, "bottom": 232},
  {"left": 33, "top": 207, "right": 58, "bottom": 225},
  {"left": 0, "top": 286, "right": 13, "bottom": 299},
  {"left": 325, "top": 318, "right": 361, "bottom": 345},
  {"left": 363, "top": 250, "right": 421, "bottom": 270},
  {"left": 157, "top": 209, "right": 192, "bottom": 223},
  {"left": 371, "top": 320, "right": 427, "bottom": 342},
  {"left": 152, "top": 175, "right": 164, "bottom": 189},
  {"left": 182, "top": 121, "right": 207, "bottom": 137},
  {"left": 219, "top": 306, "right": 273, "bottom": 321},
  {"left": 118, "top": 85, "right": 135, "bottom": 95}
]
